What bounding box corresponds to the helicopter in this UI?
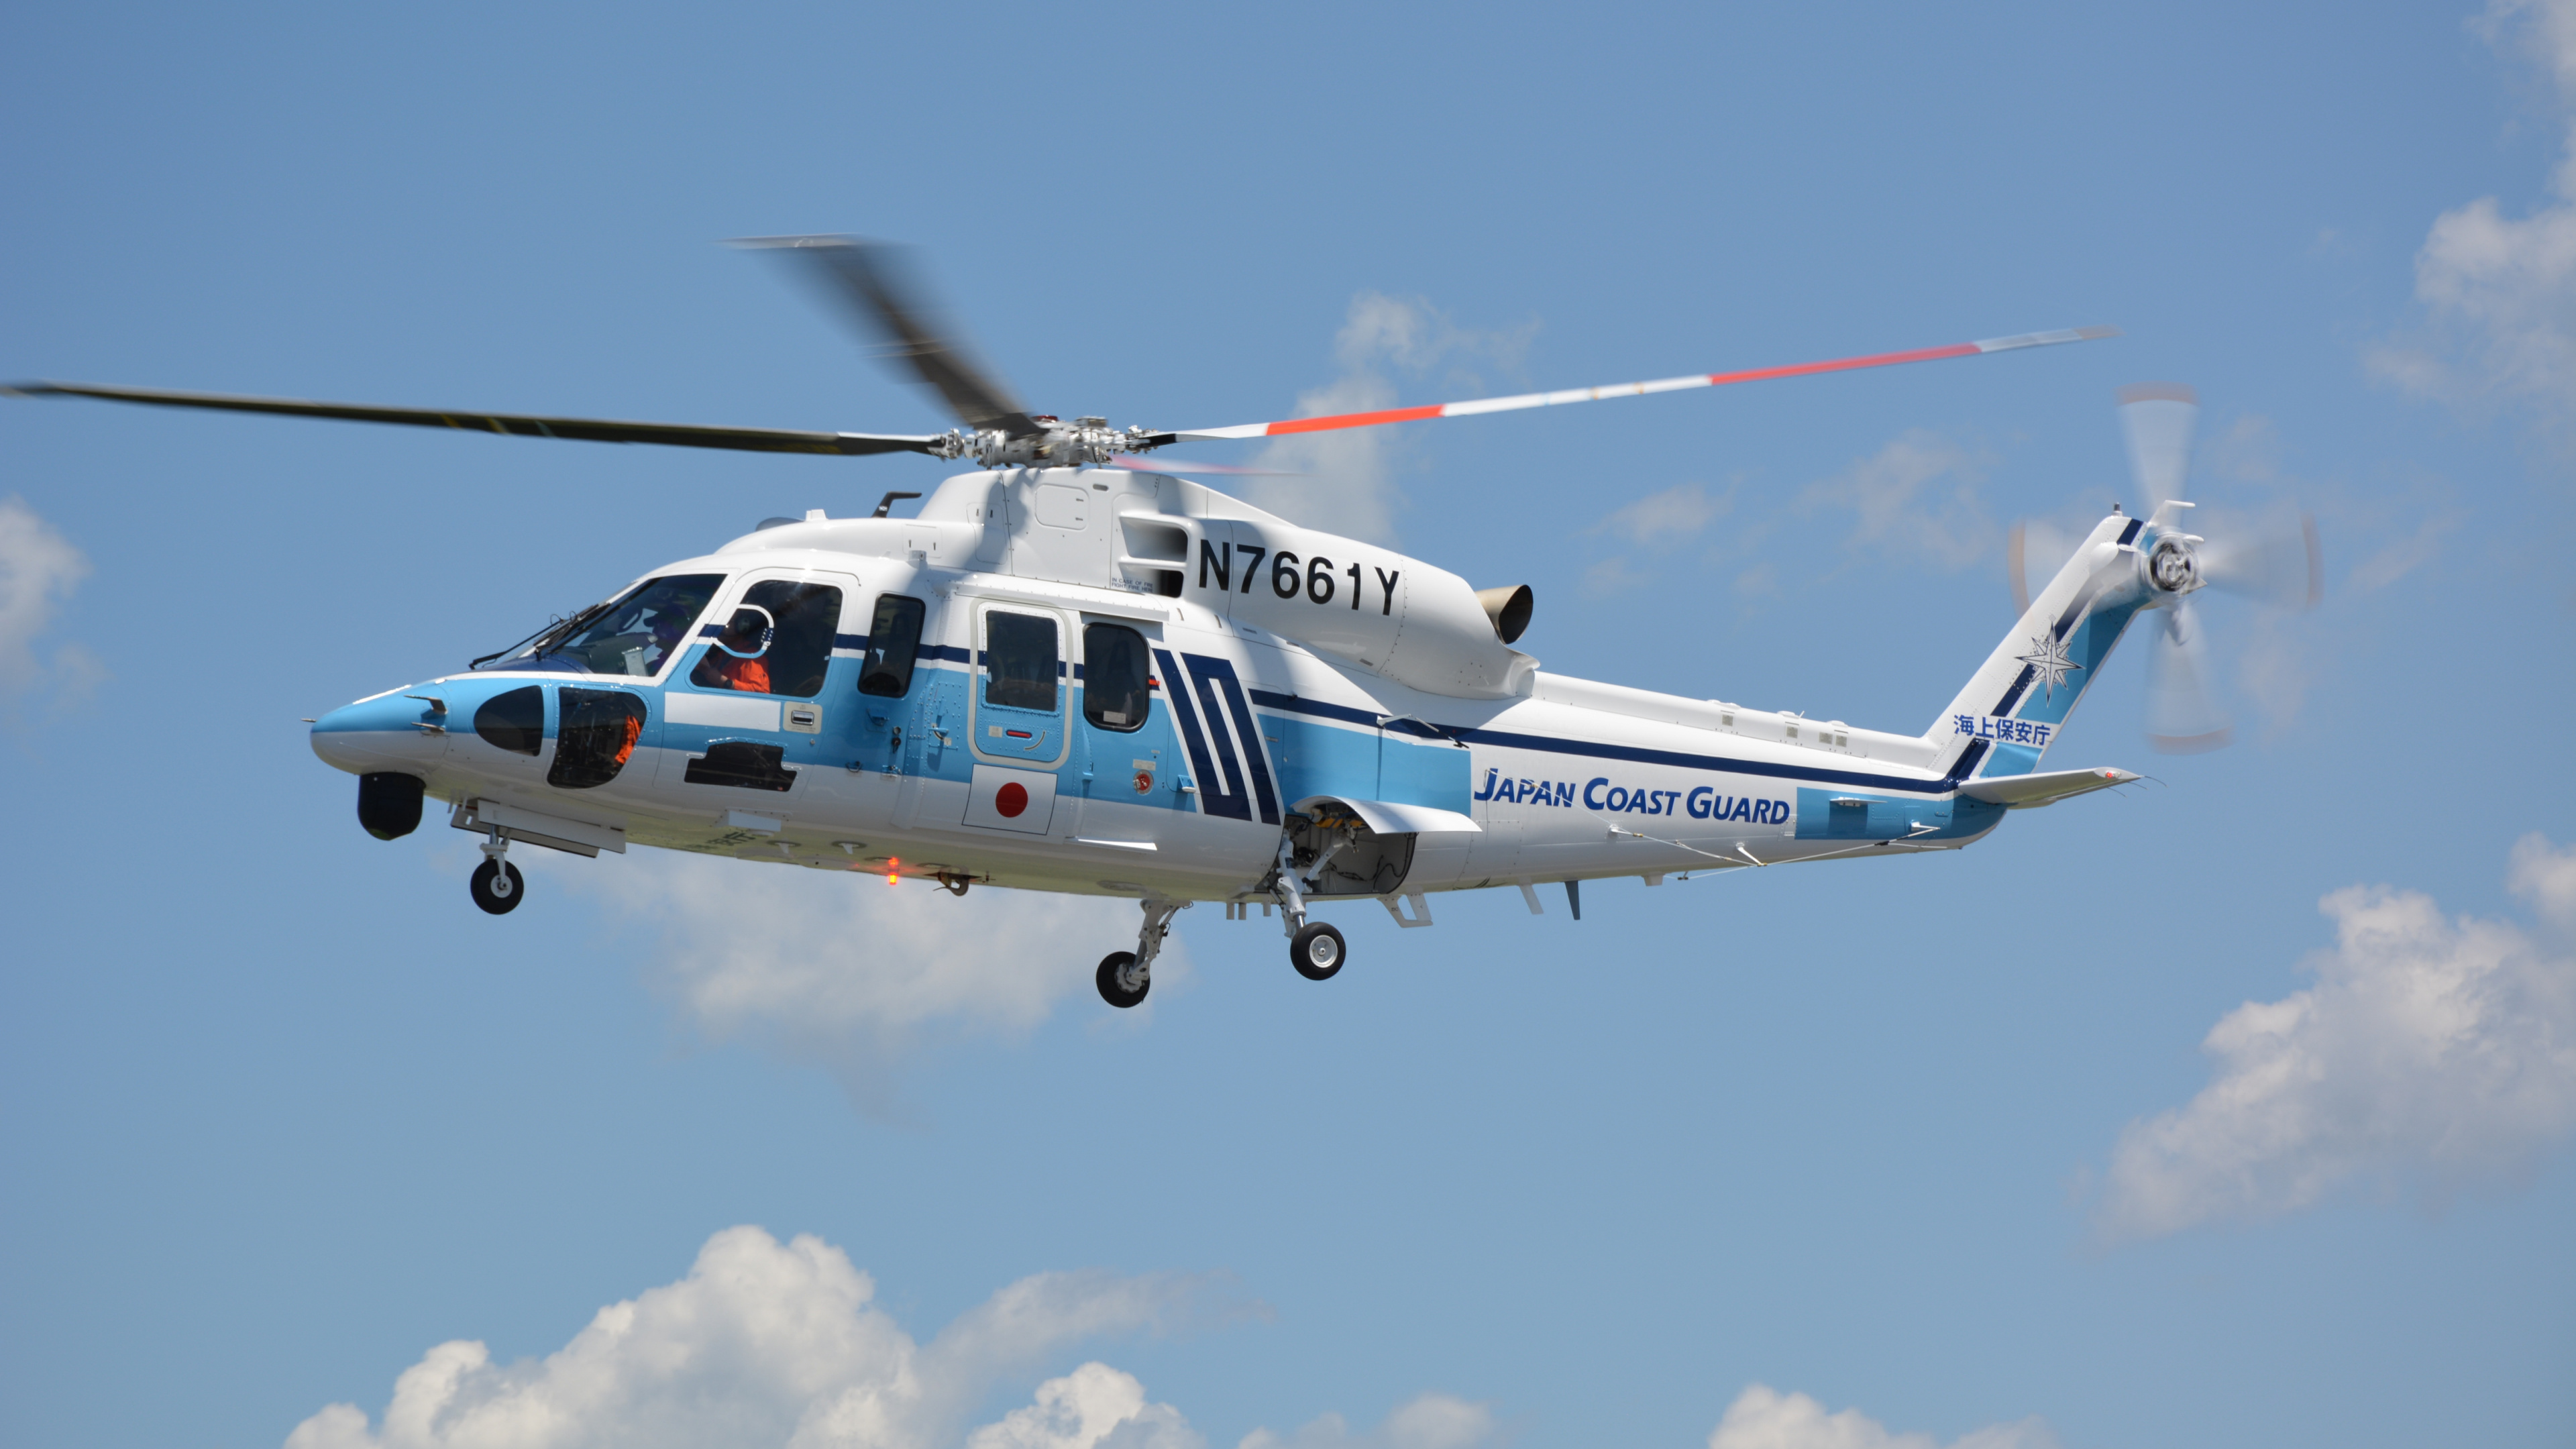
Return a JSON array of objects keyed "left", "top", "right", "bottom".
[{"left": 5, "top": 237, "right": 2317, "bottom": 1008}]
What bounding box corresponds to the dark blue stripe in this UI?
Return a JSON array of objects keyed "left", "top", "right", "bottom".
[
  {"left": 2052, "top": 570, "right": 2116, "bottom": 643},
  {"left": 1992, "top": 558, "right": 2121, "bottom": 716},
  {"left": 1248, "top": 688, "right": 1376, "bottom": 729},
  {"left": 918, "top": 644, "right": 971, "bottom": 664},
  {"left": 1947, "top": 739, "right": 1988, "bottom": 785},
  {"left": 1155, "top": 647, "right": 1240, "bottom": 821},
  {"left": 1992, "top": 668, "right": 2035, "bottom": 718},
  {"left": 835, "top": 633, "right": 868, "bottom": 652},
  {"left": 1248, "top": 689, "right": 1959, "bottom": 796}
]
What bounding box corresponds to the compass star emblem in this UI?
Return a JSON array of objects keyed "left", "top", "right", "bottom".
[{"left": 2015, "top": 631, "right": 2082, "bottom": 700}]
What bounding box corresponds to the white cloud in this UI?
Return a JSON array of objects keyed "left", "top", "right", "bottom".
[
  {"left": 2094, "top": 835, "right": 2576, "bottom": 1241},
  {"left": 2372, "top": 0, "right": 2576, "bottom": 423},
  {"left": 1799, "top": 430, "right": 1994, "bottom": 572},
  {"left": 1578, "top": 557, "right": 1648, "bottom": 596},
  {"left": 1597, "top": 481, "right": 1725, "bottom": 548},
  {"left": 967, "top": 1364, "right": 1201, "bottom": 1449},
  {"left": 283, "top": 1226, "right": 1504, "bottom": 1449},
  {"left": 284, "top": 1226, "right": 1229, "bottom": 1449},
  {"left": 1581, "top": 482, "right": 1730, "bottom": 596},
  {"left": 2511, "top": 830, "right": 2576, "bottom": 927},
  {"left": 0, "top": 495, "right": 103, "bottom": 717},
  {"left": 1237, "top": 1394, "right": 1497, "bottom": 1449},
  {"left": 2344, "top": 511, "right": 2459, "bottom": 594},
  {"left": 1705, "top": 1385, "right": 2059, "bottom": 1449},
  {"left": 547, "top": 851, "right": 1192, "bottom": 1114},
  {"left": 1238, "top": 294, "right": 1536, "bottom": 546}
]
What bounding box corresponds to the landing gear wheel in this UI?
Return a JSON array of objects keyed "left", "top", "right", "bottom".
[
  {"left": 470, "top": 859, "right": 525, "bottom": 916},
  {"left": 1290, "top": 922, "right": 1345, "bottom": 981},
  {"left": 1095, "top": 951, "right": 1148, "bottom": 1009}
]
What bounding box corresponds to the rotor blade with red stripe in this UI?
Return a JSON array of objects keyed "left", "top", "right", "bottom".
[{"left": 1159, "top": 325, "right": 2118, "bottom": 443}]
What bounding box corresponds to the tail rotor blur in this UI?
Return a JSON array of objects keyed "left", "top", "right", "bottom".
[
  {"left": 2006, "top": 382, "right": 2320, "bottom": 755},
  {"left": 2144, "top": 596, "right": 2232, "bottom": 753}
]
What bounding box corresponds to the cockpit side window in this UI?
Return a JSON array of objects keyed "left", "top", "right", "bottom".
[
  {"left": 1081, "top": 623, "right": 1151, "bottom": 732},
  {"left": 688, "top": 579, "right": 843, "bottom": 698},
  {"left": 858, "top": 594, "right": 926, "bottom": 698},
  {"left": 498, "top": 573, "right": 723, "bottom": 678}
]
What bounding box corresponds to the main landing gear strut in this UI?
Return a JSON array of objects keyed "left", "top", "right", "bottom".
[
  {"left": 1269, "top": 822, "right": 1346, "bottom": 983},
  {"left": 470, "top": 825, "right": 525, "bottom": 915},
  {"left": 1095, "top": 897, "right": 1187, "bottom": 1009},
  {"left": 1092, "top": 820, "right": 1362, "bottom": 1008}
]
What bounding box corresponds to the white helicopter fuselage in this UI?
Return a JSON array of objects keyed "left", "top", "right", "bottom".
[{"left": 311, "top": 468, "right": 2163, "bottom": 929}]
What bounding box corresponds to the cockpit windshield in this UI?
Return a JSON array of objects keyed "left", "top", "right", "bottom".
[{"left": 483, "top": 574, "right": 724, "bottom": 677}]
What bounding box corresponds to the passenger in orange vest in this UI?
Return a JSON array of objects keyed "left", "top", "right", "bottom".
[{"left": 692, "top": 610, "right": 773, "bottom": 694}]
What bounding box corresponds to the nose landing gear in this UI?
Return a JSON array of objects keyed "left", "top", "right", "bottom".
[{"left": 470, "top": 826, "right": 525, "bottom": 915}]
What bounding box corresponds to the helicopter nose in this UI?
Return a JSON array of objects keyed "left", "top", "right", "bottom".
[{"left": 310, "top": 688, "right": 451, "bottom": 775}]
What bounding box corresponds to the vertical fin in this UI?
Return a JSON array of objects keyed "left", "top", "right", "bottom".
[{"left": 1927, "top": 513, "right": 2149, "bottom": 780}]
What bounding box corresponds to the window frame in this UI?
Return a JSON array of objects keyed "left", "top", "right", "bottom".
[
  {"left": 488, "top": 572, "right": 727, "bottom": 682},
  {"left": 676, "top": 570, "right": 852, "bottom": 702},
  {"left": 968, "top": 604, "right": 1070, "bottom": 768},
  {"left": 1079, "top": 621, "right": 1154, "bottom": 734},
  {"left": 980, "top": 610, "right": 1061, "bottom": 713},
  {"left": 857, "top": 593, "right": 927, "bottom": 699}
]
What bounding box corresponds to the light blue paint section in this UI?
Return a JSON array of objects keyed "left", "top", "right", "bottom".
[
  {"left": 1982, "top": 598, "right": 2146, "bottom": 778},
  {"left": 1377, "top": 731, "right": 1474, "bottom": 813},
  {"left": 1794, "top": 788, "right": 2004, "bottom": 843},
  {"left": 1264, "top": 713, "right": 1383, "bottom": 809}
]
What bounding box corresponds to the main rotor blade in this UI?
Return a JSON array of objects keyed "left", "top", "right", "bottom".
[
  {"left": 1, "top": 381, "right": 943, "bottom": 458},
  {"left": 1157, "top": 325, "right": 2118, "bottom": 444},
  {"left": 732, "top": 235, "right": 1041, "bottom": 439}
]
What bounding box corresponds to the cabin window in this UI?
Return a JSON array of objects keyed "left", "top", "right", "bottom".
[
  {"left": 983, "top": 611, "right": 1059, "bottom": 711},
  {"left": 1082, "top": 623, "right": 1152, "bottom": 732},
  {"left": 858, "top": 594, "right": 926, "bottom": 698},
  {"left": 688, "top": 579, "right": 842, "bottom": 698}
]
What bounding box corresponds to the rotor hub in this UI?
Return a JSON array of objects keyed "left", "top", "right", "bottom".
[
  {"left": 933, "top": 419, "right": 1165, "bottom": 470},
  {"left": 2147, "top": 535, "right": 2200, "bottom": 595}
]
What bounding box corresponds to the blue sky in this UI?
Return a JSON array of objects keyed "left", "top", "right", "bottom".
[{"left": 3, "top": 3, "right": 2572, "bottom": 1448}]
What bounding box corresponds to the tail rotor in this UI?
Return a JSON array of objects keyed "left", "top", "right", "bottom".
[{"left": 2007, "top": 382, "right": 2321, "bottom": 754}]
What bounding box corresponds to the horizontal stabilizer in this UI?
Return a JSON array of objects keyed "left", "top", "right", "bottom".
[{"left": 1957, "top": 767, "right": 2140, "bottom": 810}]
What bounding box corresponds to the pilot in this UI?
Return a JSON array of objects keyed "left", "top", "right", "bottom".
[
  {"left": 643, "top": 608, "right": 699, "bottom": 676},
  {"left": 692, "top": 611, "right": 773, "bottom": 694}
]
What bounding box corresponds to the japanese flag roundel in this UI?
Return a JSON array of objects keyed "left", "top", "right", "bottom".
[{"left": 963, "top": 764, "right": 1058, "bottom": 834}]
